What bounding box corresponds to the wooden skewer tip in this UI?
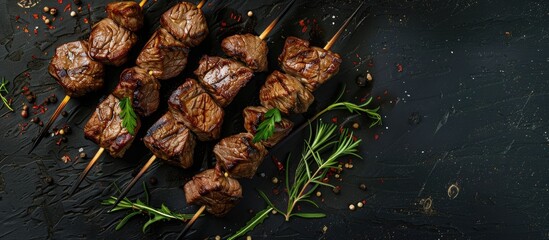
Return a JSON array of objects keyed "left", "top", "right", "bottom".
[
  {"left": 110, "top": 155, "right": 157, "bottom": 210},
  {"left": 70, "top": 147, "right": 105, "bottom": 195}
]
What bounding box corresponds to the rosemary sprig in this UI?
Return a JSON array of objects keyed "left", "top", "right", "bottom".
[
  {"left": 252, "top": 108, "right": 282, "bottom": 143},
  {"left": 102, "top": 184, "right": 198, "bottom": 232},
  {"left": 229, "top": 122, "right": 362, "bottom": 238},
  {"left": 119, "top": 97, "right": 137, "bottom": 135},
  {"left": 312, "top": 87, "right": 382, "bottom": 127},
  {"left": 0, "top": 77, "right": 13, "bottom": 111}
]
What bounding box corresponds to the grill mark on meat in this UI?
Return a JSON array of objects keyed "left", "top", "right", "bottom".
[
  {"left": 213, "top": 133, "right": 267, "bottom": 179},
  {"left": 184, "top": 169, "right": 242, "bottom": 216},
  {"left": 89, "top": 18, "right": 138, "bottom": 66},
  {"left": 221, "top": 34, "right": 268, "bottom": 72},
  {"left": 106, "top": 1, "right": 143, "bottom": 32},
  {"left": 259, "top": 70, "right": 314, "bottom": 115},
  {"left": 160, "top": 2, "right": 208, "bottom": 47},
  {"left": 136, "top": 28, "right": 189, "bottom": 80},
  {"left": 112, "top": 67, "right": 160, "bottom": 116}
]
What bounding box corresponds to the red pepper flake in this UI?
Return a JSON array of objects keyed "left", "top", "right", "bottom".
[
  {"left": 396, "top": 63, "right": 403, "bottom": 72},
  {"left": 352, "top": 136, "right": 358, "bottom": 142},
  {"left": 15, "top": 15, "right": 20, "bottom": 21},
  {"left": 18, "top": 123, "right": 29, "bottom": 135},
  {"left": 271, "top": 156, "right": 284, "bottom": 171},
  {"left": 58, "top": 0, "right": 63, "bottom": 4},
  {"left": 23, "top": 26, "right": 29, "bottom": 33},
  {"left": 83, "top": 18, "right": 88, "bottom": 24},
  {"left": 298, "top": 19, "right": 308, "bottom": 33},
  {"left": 33, "top": 28, "right": 38, "bottom": 35},
  {"left": 64, "top": 3, "right": 72, "bottom": 12},
  {"left": 32, "top": 14, "right": 39, "bottom": 19},
  {"left": 220, "top": 21, "right": 226, "bottom": 27},
  {"left": 331, "top": 117, "right": 338, "bottom": 123},
  {"left": 374, "top": 134, "right": 379, "bottom": 141},
  {"left": 362, "top": 200, "right": 367, "bottom": 204}
]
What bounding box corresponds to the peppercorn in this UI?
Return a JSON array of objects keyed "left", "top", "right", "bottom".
[
  {"left": 332, "top": 186, "right": 341, "bottom": 194},
  {"left": 316, "top": 191, "right": 322, "bottom": 197},
  {"left": 366, "top": 72, "right": 373, "bottom": 81},
  {"left": 63, "top": 125, "right": 72, "bottom": 134},
  {"left": 43, "top": 6, "right": 50, "bottom": 13},
  {"left": 352, "top": 122, "right": 359, "bottom": 129},
  {"left": 44, "top": 18, "right": 51, "bottom": 25},
  {"left": 45, "top": 176, "right": 53, "bottom": 185},
  {"left": 61, "top": 111, "right": 68, "bottom": 117},
  {"left": 357, "top": 202, "right": 364, "bottom": 208},
  {"left": 49, "top": 8, "right": 57, "bottom": 16},
  {"left": 39, "top": 121, "right": 44, "bottom": 127},
  {"left": 22, "top": 104, "right": 29, "bottom": 111},
  {"left": 70, "top": 11, "right": 77, "bottom": 17},
  {"left": 349, "top": 204, "right": 355, "bottom": 211},
  {"left": 359, "top": 183, "right": 367, "bottom": 191},
  {"left": 21, "top": 110, "right": 28, "bottom": 118},
  {"left": 48, "top": 95, "right": 57, "bottom": 104},
  {"left": 271, "top": 177, "right": 279, "bottom": 184},
  {"left": 355, "top": 75, "right": 367, "bottom": 87},
  {"left": 247, "top": 11, "right": 253, "bottom": 17},
  {"left": 59, "top": 129, "right": 65, "bottom": 135},
  {"left": 31, "top": 117, "right": 39, "bottom": 123},
  {"left": 79, "top": 152, "right": 87, "bottom": 159}
]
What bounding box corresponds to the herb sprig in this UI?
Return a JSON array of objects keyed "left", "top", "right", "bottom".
[
  {"left": 0, "top": 77, "right": 13, "bottom": 111},
  {"left": 229, "top": 122, "right": 361, "bottom": 238},
  {"left": 312, "top": 87, "right": 382, "bottom": 127},
  {"left": 252, "top": 108, "right": 282, "bottom": 143},
  {"left": 102, "top": 184, "right": 198, "bottom": 232},
  {"left": 119, "top": 97, "right": 137, "bottom": 135}
]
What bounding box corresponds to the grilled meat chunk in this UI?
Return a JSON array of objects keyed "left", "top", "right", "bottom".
[
  {"left": 84, "top": 95, "right": 141, "bottom": 158},
  {"left": 168, "top": 79, "right": 224, "bottom": 141},
  {"left": 214, "top": 133, "right": 267, "bottom": 179},
  {"left": 221, "top": 34, "right": 268, "bottom": 72},
  {"left": 49, "top": 40, "right": 104, "bottom": 97},
  {"left": 89, "top": 18, "right": 138, "bottom": 66},
  {"left": 136, "top": 28, "right": 189, "bottom": 80},
  {"left": 143, "top": 111, "right": 196, "bottom": 169},
  {"left": 259, "top": 70, "right": 314, "bottom": 115},
  {"left": 243, "top": 106, "right": 293, "bottom": 148},
  {"left": 160, "top": 2, "right": 208, "bottom": 47},
  {"left": 106, "top": 1, "right": 144, "bottom": 32},
  {"left": 112, "top": 67, "right": 160, "bottom": 117},
  {"left": 278, "top": 36, "right": 342, "bottom": 91},
  {"left": 184, "top": 169, "right": 242, "bottom": 216},
  {"left": 194, "top": 56, "right": 253, "bottom": 107}
]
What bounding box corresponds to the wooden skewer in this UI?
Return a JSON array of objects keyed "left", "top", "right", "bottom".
[
  {"left": 323, "top": 2, "right": 364, "bottom": 51},
  {"left": 196, "top": 0, "right": 206, "bottom": 9},
  {"left": 28, "top": 0, "right": 152, "bottom": 154},
  {"left": 258, "top": 0, "right": 296, "bottom": 40},
  {"left": 110, "top": 155, "right": 156, "bottom": 210},
  {"left": 176, "top": 205, "right": 206, "bottom": 240},
  {"left": 28, "top": 95, "right": 71, "bottom": 153},
  {"left": 69, "top": 147, "right": 104, "bottom": 195}
]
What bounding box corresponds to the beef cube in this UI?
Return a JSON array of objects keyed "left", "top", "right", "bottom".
[
  {"left": 143, "top": 111, "right": 196, "bottom": 169},
  {"left": 243, "top": 106, "right": 293, "bottom": 148},
  {"left": 89, "top": 18, "right": 138, "bottom": 66},
  {"left": 106, "top": 1, "right": 144, "bottom": 32},
  {"left": 136, "top": 28, "right": 189, "bottom": 80},
  {"left": 112, "top": 66, "right": 160, "bottom": 117},
  {"left": 48, "top": 40, "right": 104, "bottom": 97},
  {"left": 221, "top": 34, "right": 268, "bottom": 72},
  {"left": 184, "top": 169, "right": 242, "bottom": 217},
  {"left": 278, "top": 37, "right": 342, "bottom": 91},
  {"left": 259, "top": 70, "right": 314, "bottom": 114},
  {"left": 168, "top": 79, "right": 223, "bottom": 141},
  {"left": 214, "top": 133, "right": 267, "bottom": 179},
  {"left": 160, "top": 2, "right": 208, "bottom": 47},
  {"left": 194, "top": 56, "right": 253, "bottom": 107},
  {"left": 84, "top": 95, "right": 141, "bottom": 158}
]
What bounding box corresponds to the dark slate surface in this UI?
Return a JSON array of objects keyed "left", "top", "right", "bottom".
[{"left": 1, "top": 0, "right": 548, "bottom": 239}]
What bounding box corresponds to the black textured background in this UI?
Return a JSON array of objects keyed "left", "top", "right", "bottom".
[{"left": 1, "top": 0, "right": 548, "bottom": 239}]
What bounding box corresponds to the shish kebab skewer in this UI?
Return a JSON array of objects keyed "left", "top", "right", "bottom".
[
  {"left": 178, "top": 4, "right": 364, "bottom": 238},
  {"left": 69, "top": 0, "right": 209, "bottom": 195},
  {"left": 28, "top": 0, "right": 148, "bottom": 153},
  {"left": 111, "top": 0, "right": 297, "bottom": 210}
]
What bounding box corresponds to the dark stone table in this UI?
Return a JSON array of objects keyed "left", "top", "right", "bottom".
[{"left": 0, "top": 0, "right": 547, "bottom": 239}]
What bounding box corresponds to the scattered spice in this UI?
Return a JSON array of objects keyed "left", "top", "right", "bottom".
[
  {"left": 348, "top": 204, "right": 355, "bottom": 211},
  {"left": 359, "top": 183, "right": 367, "bottom": 191},
  {"left": 70, "top": 11, "right": 76, "bottom": 17},
  {"left": 247, "top": 11, "right": 253, "bottom": 17},
  {"left": 366, "top": 72, "right": 373, "bottom": 81},
  {"left": 357, "top": 202, "right": 363, "bottom": 208},
  {"left": 79, "top": 152, "right": 87, "bottom": 159},
  {"left": 315, "top": 191, "right": 322, "bottom": 197},
  {"left": 49, "top": 7, "right": 58, "bottom": 16},
  {"left": 352, "top": 122, "right": 359, "bottom": 129},
  {"left": 271, "top": 177, "right": 278, "bottom": 184},
  {"left": 31, "top": 117, "right": 39, "bottom": 123},
  {"left": 43, "top": 6, "right": 50, "bottom": 13},
  {"left": 21, "top": 109, "right": 28, "bottom": 118},
  {"left": 396, "top": 63, "right": 403, "bottom": 72},
  {"left": 44, "top": 18, "right": 51, "bottom": 25}
]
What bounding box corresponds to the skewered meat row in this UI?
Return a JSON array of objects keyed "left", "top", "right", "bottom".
[
  {"left": 48, "top": 1, "right": 144, "bottom": 97},
  {"left": 185, "top": 36, "right": 343, "bottom": 215},
  {"left": 84, "top": 2, "right": 209, "bottom": 158}
]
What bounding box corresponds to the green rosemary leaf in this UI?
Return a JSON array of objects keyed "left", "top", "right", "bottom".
[
  {"left": 115, "top": 211, "right": 140, "bottom": 230},
  {"left": 227, "top": 207, "right": 273, "bottom": 240},
  {"left": 290, "top": 212, "right": 326, "bottom": 219}
]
